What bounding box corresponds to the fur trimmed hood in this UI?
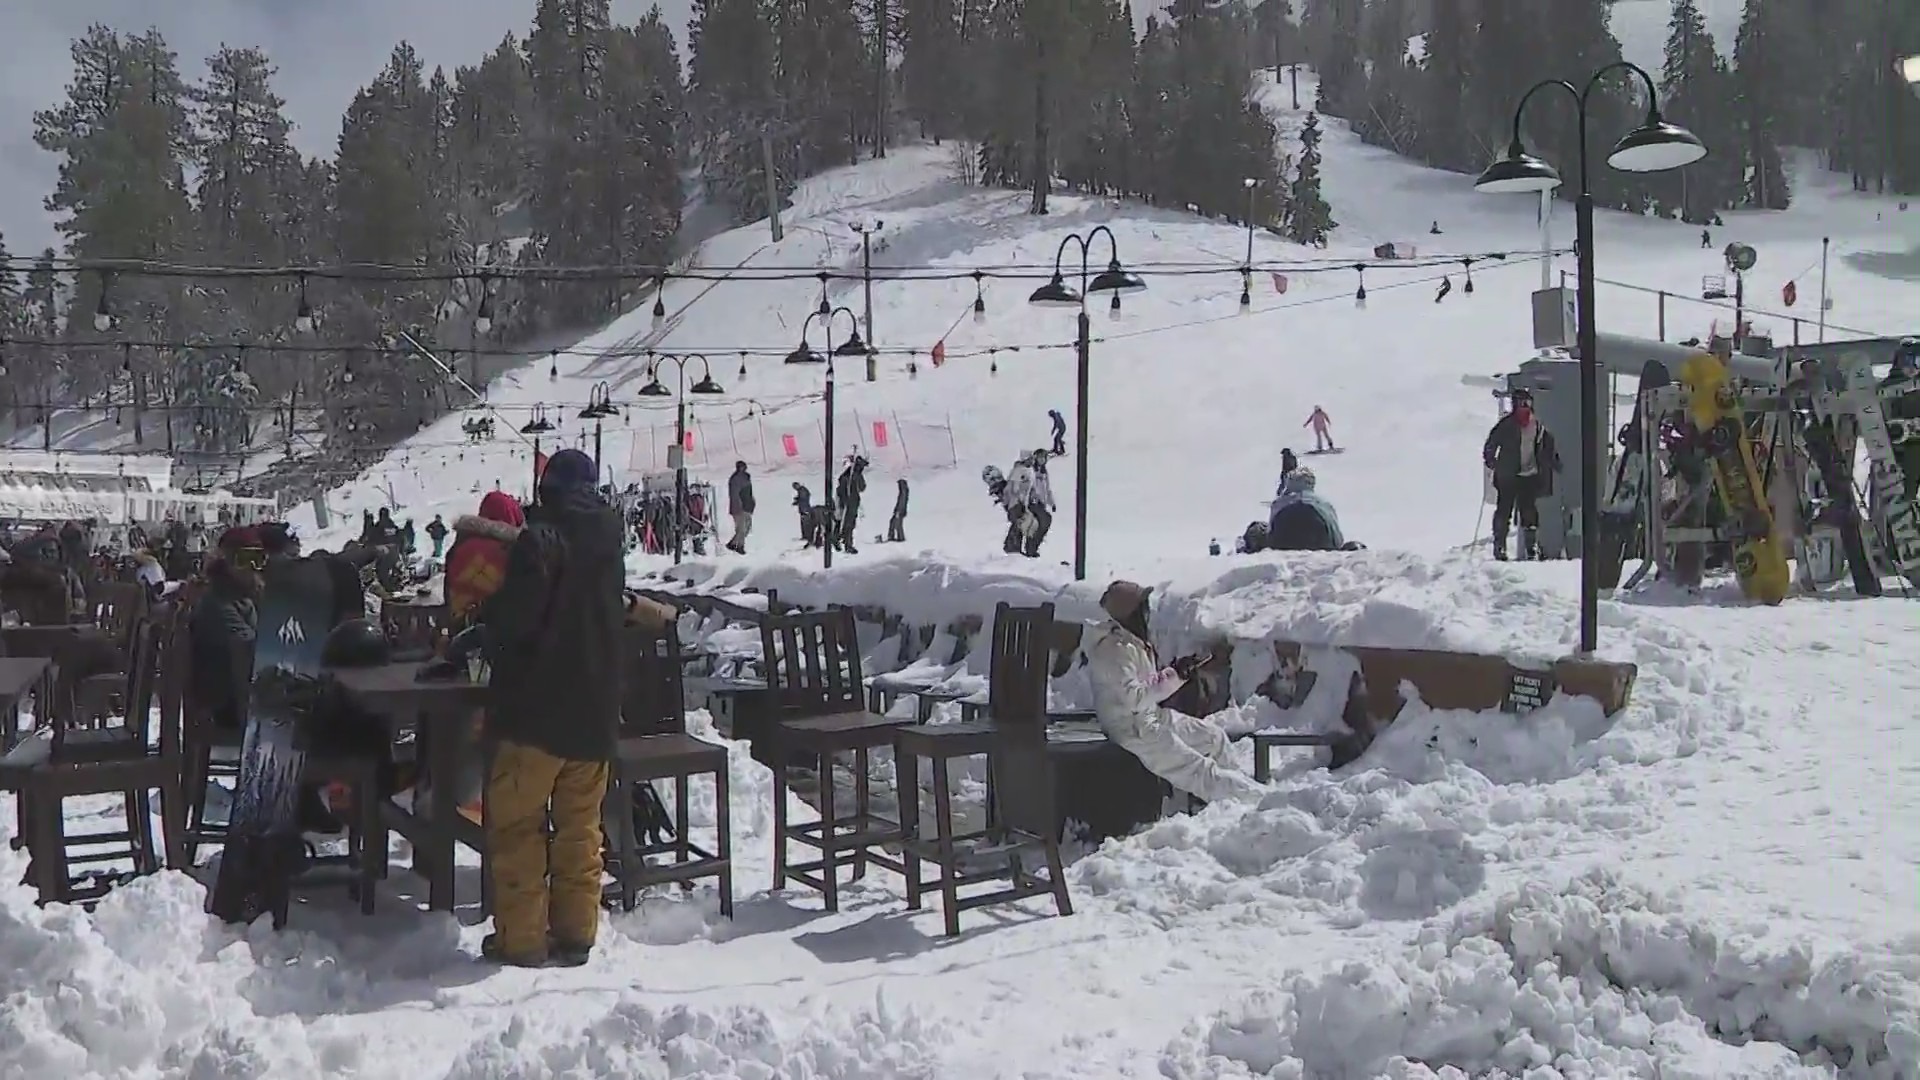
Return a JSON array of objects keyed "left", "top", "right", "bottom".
[
  {"left": 132, "top": 549, "right": 162, "bottom": 569},
  {"left": 453, "top": 514, "right": 522, "bottom": 545}
]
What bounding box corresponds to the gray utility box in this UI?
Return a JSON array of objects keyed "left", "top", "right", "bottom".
[{"left": 1502, "top": 359, "right": 1586, "bottom": 560}]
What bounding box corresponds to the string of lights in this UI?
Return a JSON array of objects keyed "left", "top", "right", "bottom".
[
  {"left": 0, "top": 336, "right": 1066, "bottom": 360},
  {"left": 2, "top": 248, "right": 1547, "bottom": 284}
]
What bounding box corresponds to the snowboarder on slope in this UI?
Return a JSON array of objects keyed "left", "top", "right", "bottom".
[
  {"left": 1085, "top": 581, "right": 1266, "bottom": 804},
  {"left": 1482, "top": 388, "right": 1561, "bottom": 561},
  {"left": 1048, "top": 409, "right": 1068, "bottom": 456},
  {"left": 1303, "top": 406, "right": 1335, "bottom": 452},
  {"left": 726, "top": 461, "right": 755, "bottom": 555},
  {"left": 426, "top": 514, "right": 449, "bottom": 558},
  {"left": 1025, "top": 450, "right": 1057, "bottom": 557},
  {"left": 887, "top": 478, "right": 909, "bottom": 542}
]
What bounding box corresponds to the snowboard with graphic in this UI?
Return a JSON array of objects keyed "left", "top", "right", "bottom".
[
  {"left": 1597, "top": 360, "right": 1672, "bottom": 590},
  {"left": 208, "top": 555, "right": 336, "bottom": 927},
  {"left": 1676, "top": 352, "right": 1790, "bottom": 605},
  {"left": 1793, "top": 377, "right": 1881, "bottom": 598}
]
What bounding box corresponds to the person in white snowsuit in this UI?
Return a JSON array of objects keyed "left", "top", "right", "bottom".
[
  {"left": 1002, "top": 454, "right": 1037, "bottom": 555},
  {"left": 1024, "top": 450, "right": 1057, "bottom": 557},
  {"left": 1085, "top": 581, "right": 1266, "bottom": 804}
]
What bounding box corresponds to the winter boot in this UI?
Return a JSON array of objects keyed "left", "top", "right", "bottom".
[
  {"left": 1491, "top": 533, "right": 1509, "bottom": 561},
  {"left": 480, "top": 933, "right": 549, "bottom": 968},
  {"left": 1519, "top": 527, "right": 1539, "bottom": 561}
]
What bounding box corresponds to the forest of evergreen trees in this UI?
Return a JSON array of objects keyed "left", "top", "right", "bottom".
[{"left": 0, "top": 0, "right": 1914, "bottom": 456}]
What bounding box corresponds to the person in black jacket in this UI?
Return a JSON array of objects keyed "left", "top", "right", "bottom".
[
  {"left": 726, "top": 461, "right": 755, "bottom": 555},
  {"left": 835, "top": 455, "right": 867, "bottom": 553},
  {"left": 480, "top": 448, "right": 626, "bottom": 968},
  {"left": 1482, "top": 389, "right": 1561, "bottom": 561},
  {"left": 887, "top": 477, "right": 909, "bottom": 542}
]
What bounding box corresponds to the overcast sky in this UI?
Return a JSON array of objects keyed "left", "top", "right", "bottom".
[{"left": 0, "top": 0, "right": 693, "bottom": 258}]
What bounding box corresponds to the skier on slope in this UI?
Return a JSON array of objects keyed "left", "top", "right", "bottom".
[
  {"left": 1482, "top": 388, "right": 1561, "bottom": 561},
  {"left": 1303, "top": 406, "right": 1335, "bottom": 452},
  {"left": 1004, "top": 453, "right": 1037, "bottom": 556},
  {"left": 1024, "top": 450, "right": 1057, "bottom": 557},
  {"left": 1048, "top": 409, "right": 1068, "bottom": 456}
]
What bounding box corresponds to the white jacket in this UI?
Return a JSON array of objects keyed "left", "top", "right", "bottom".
[
  {"left": 1086, "top": 619, "right": 1267, "bottom": 803},
  {"left": 1005, "top": 463, "right": 1034, "bottom": 508},
  {"left": 1028, "top": 465, "right": 1055, "bottom": 510},
  {"left": 1086, "top": 621, "right": 1186, "bottom": 738}
]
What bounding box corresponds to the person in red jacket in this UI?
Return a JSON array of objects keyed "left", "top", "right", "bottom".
[{"left": 443, "top": 491, "right": 525, "bottom": 624}]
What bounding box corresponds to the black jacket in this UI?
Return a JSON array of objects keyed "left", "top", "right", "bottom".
[
  {"left": 189, "top": 572, "right": 257, "bottom": 723},
  {"left": 1483, "top": 413, "right": 1560, "bottom": 490},
  {"left": 483, "top": 489, "right": 627, "bottom": 761},
  {"left": 728, "top": 469, "right": 756, "bottom": 514}
]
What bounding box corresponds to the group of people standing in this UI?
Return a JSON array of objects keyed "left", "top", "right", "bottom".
[{"left": 720, "top": 456, "right": 911, "bottom": 557}]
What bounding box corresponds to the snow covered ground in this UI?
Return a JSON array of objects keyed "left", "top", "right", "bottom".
[{"left": 4, "top": 59, "right": 1917, "bottom": 1078}]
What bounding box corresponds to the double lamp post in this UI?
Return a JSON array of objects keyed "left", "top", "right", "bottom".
[
  {"left": 638, "top": 352, "right": 725, "bottom": 563},
  {"left": 1473, "top": 60, "right": 1706, "bottom": 655},
  {"left": 785, "top": 306, "right": 870, "bottom": 569}
]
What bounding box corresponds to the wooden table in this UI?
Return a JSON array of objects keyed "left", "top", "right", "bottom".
[
  {"left": 330, "top": 662, "right": 488, "bottom": 912},
  {"left": 1, "top": 625, "right": 110, "bottom": 733},
  {"left": 0, "top": 656, "right": 55, "bottom": 752}
]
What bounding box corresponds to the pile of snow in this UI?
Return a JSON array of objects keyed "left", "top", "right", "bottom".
[
  {"left": 1158, "top": 869, "right": 1920, "bottom": 1079},
  {"left": 443, "top": 994, "right": 948, "bottom": 1079}
]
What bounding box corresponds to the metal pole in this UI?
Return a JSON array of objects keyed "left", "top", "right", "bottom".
[
  {"left": 1073, "top": 308, "right": 1091, "bottom": 582},
  {"left": 1573, "top": 121, "right": 1601, "bottom": 657},
  {"left": 823, "top": 362, "right": 836, "bottom": 570},
  {"left": 862, "top": 229, "right": 877, "bottom": 382},
  {"left": 1657, "top": 291, "right": 1666, "bottom": 341},
  {"left": 594, "top": 417, "right": 604, "bottom": 488},
  {"left": 673, "top": 372, "right": 688, "bottom": 565},
  {"left": 1537, "top": 189, "right": 1553, "bottom": 291},
  {"left": 1245, "top": 184, "right": 1256, "bottom": 267},
  {"left": 1817, "top": 236, "right": 1829, "bottom": 343}
]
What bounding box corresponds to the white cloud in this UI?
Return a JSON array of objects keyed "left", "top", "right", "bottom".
[{"left": 0, "top": 0, "right": 692, "bottom": 258}]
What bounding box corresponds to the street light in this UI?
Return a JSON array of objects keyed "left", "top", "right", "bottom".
[
  {"left": 639, "top": 352, "right": 725, "bottom": 564},
  {"left": 1026, "top": 225, "right": 1147, "bottom": 581},
  {"left": 791, "top": 306, "right": 868, "bottom": 569},
  {"left": 577, "top": 381, "right": 618, "bottom": 489},
  {"left": 1241, "top": 177, "right": 1258, "bottom": 309},
  {"left": 1474, "top": 61, "right": 1705, "bottom": 656}
]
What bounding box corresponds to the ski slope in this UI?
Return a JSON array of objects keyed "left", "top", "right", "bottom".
[{"left": 4, "top": 63, "right": 1917, "bottom": 1078}]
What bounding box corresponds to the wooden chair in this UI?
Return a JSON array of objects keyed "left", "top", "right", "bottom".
[
  {"left": 762, "top": 607, "right": 913, "bottom": 912},
  {"left": 601, "top": 623, "right": 733, "bottom": 914},
  {"left": 0, "top": 617, "right": 186, "bottom": 905},
  {"left": 895, "top": 602, "right": 1073, "bottom": 936}
]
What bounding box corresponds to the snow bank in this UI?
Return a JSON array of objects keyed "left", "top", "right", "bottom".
[
  {"left": 442, "top": 992, "right": 948, "bottom": 1079},
  {"left": 1157, "top": 869, "right": 1920, "bottom": 1079}
]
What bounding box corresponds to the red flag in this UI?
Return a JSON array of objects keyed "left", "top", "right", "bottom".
[
  {"left": 931, "top": 340, "right": 946, "bottom": 367},
  {"left": 1271, "top": 272, "right": 1289, "bottom": 294},
  {"left": 781, "top": 433, "right": 800, "bottom": 458},
  {"left": 1781, "top": 280, "right": 1798, "bottom": 307},
  {"left": 683, "top": 429, "right": 695, "bottom": 451},
  {"left": 871, "top": 421, "right": 890, "bottom": 448}
]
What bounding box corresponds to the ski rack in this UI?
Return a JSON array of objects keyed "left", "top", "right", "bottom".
[{"left": 1605, "top": 336, "right": 1918, "bottom": 597}]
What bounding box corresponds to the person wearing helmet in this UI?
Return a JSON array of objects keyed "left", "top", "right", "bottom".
[
  {"left": 480, "top": 448, "right": 625, "bottom": 968},
  {"left": 1482, "top": 388, "right": 1561, "bottom": 560}
]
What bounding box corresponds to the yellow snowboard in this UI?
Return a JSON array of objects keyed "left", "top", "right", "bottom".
[{"left": 1677, "top": 351, "right": 1791, "bottom": 604}]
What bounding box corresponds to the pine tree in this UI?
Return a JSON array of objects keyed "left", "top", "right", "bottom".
[
  {"left": 690, "top": 0, "right": 794, "bottom": 222},
  {"left": 1657, "top": 0, "right": 1740, "bottom": 221},
  {"left": 1416, "top": 0, "right": 1473, "bottom": 172},
  {"left": 1731, "top": 0, "right": 1790, "bottom": 209},
  {"left": 1310, "top": 0, "right": 1364, "bottom": 117},
  {"left": 900, "top": 0, "right": 962, "bottom": 141},
  {"left": 1285, "top": 111, "right": 1335, "bottom": 245}
]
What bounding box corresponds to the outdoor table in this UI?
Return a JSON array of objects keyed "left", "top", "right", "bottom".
[
  {"left": 1, "top": 625, "right": 111, "bottom": 730},
  {"left": 330, "top": 662, "right": 489, "bottom": 912},
  {"left": 0, "top": 656, "right": 55, "bottom": 751}
]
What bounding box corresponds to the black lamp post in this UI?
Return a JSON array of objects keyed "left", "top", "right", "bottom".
[
  {"left": 1474, "top": 61, "right": 1706, "bottom": 655},
  {"left": 637, "top": 353, "right": 725, "bottom": 564},
  {"left": 1241, "top": 177, "right": 1258, "bottom": 309},
  {"left": 576, "top": 381, "right": 618, "bottom": 491},
  {"left": 1026, "top": 226, "right": 1146, "bottom": 581},
  {"left": 787, "top": 306, "right": 869, "bottom": 569}
]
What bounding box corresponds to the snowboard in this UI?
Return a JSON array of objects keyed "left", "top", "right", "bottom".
[
  {"left": 1676, "top": 352, "right": 1791, "bottom": 605},
  {"left": 1305, "top": 447, "right": 1343, "bottom": 456},
  {"left": 207, "top": 555, "right": 337, "bottom": 928},
  {"left": 1793, "top": 376, "right": 1880, "bottom": 598},
  {"left": 1856, "top": 374, "right": 1920, "bottom": 588},
  {"left": 1596, "top": 360, "right": 1672, "bottom": 590}
]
